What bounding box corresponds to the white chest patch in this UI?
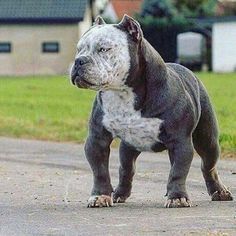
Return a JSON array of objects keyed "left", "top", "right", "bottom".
[{"left": 101, "top": 88, "right": 163, "bottom": 152}]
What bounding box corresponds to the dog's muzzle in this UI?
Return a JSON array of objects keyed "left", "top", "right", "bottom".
[{"left": 71, "top": 56, "right": 92, "bottom": 88}]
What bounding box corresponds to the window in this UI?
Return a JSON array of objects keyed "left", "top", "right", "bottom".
[
  {"left": 42, "top": 42, "right": 59, "bottom": 53},
  {"left": 0, "top": 42, "right": 11, "bottom": 53}
]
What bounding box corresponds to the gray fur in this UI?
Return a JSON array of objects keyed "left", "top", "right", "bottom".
[{"left": 70, "top": 15, "right": 233, "bottom": 207}]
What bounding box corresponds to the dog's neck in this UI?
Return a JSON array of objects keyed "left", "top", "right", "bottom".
[
  {"left": 99, "top": 38, "right": 169, "bottom": 111},
  {"left": 141, "top": 39, "right": 167, "bottom": 83},
  {"left": 124, "top": 39, "right": 168, "bottom": 110}
]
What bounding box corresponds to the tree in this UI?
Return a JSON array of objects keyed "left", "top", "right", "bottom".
[
  {"left": 174, "top": 0, "right": 209, "bottom": 12},
  {"left": 141, "top": 0, "right": 217, "bottom": 18},
  {"left": 141, "top": 0, "right": 176, "bottom": 18},
  {"left": 174, "top": 0, "right": 217, "bottom": 17}
]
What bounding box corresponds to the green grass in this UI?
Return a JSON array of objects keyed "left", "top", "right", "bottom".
[
  {"left": 0, "top": 73, "right": 236, "bottom": 153},
  {"left": 0, "top": 76, "right": 95, "bottom": 143},
  {"left": 195, "top": 73, "right": 236, "bottom": 153}
]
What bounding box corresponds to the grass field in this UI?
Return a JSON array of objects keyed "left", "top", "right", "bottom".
[
  {"left": 0, "top": 76, "right": 95, "bottom": 143},
  {"left": 197, "top": 73, "right": 236, "bottom": 154},
  {"left": 0, "top": 73, "right": 236, "bottom": 154}
]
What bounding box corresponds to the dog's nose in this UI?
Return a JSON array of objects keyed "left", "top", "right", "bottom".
[
  {"left": 75, "top": 56, "right": 89, "bottom": 67},
  {"left": 71, "top": 56, "right": 90, "bottom": 85}
]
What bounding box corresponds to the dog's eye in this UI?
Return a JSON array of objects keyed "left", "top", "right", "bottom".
[{"left": 98, "top": 47, "right": 111, "bottom": 53}]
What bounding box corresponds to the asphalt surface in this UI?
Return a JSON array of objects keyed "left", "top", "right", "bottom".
[{"left": 0, "top": 137, "right": 235, "bottom": 236}]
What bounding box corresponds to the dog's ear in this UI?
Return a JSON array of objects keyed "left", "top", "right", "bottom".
[
  {"left": 119, "top": 14, "right": 143, "bottom": 42},
  {"left": 94, "top": 15, "right": 106, "bottom": 25}
]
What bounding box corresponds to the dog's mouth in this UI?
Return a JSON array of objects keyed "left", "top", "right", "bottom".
[
  {"left": 77, "top": 78, "right": 95, "bottom": 89},
  {"left": 72, "top": 76, "right": 109, "bottom": 91},
  {"left": 72, "top": 76, "right": 95, "bottom": 89}
]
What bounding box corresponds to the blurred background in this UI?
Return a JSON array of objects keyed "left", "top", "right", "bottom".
[{"left": 0, "top": 0, "right": 235, "bottom": 155}]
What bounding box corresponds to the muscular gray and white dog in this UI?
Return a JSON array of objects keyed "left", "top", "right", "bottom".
[{"left": 70, "top": 15, "right": 233, "bottom": 208}]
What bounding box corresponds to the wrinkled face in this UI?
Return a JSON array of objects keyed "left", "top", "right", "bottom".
[{"left": 70, "top": 25, "right": 130, "bottom": 90}]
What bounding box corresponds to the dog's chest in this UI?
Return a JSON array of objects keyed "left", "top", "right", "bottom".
[{"left": 101, "top": 90, "right": 162, "bottom": 151}]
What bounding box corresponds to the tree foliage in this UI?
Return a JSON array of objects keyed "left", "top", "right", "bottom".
[
  {"left": 139, "top": 0, "right": 191, "bottom": 27},
  {"left": 174, "top": 0, "right": 210, "bottom": 12},
  {"left": 141, "top": 0, "right": 176, "bottom": 18},
  {"left": 140, "top": 0, "right": 217, "bottom": 18}
]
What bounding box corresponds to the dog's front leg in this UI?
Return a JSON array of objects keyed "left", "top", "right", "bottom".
[
  {"left": 85, "top": 134, "right": 113, "bottom": 208},
  {"left": 165, "top": 138, "right": 194, "bottom": 208},
  {"left": 113, "top": 141, "right": 141, "bottom": 203}
]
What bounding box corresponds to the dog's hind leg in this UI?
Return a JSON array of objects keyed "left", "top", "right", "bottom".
[
  {"left": 192, "top": 85, "right": 233, "bottom": 201},
  {"left": 113, "top": 141, "right": 140, "bottom": 203}
]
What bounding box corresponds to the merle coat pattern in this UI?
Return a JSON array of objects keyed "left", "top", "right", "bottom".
[{"left": 70, "top": 15, "right": 233, "bottom": 208}]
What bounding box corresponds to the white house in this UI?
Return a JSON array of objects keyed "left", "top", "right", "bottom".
[
  {"left": 0, "top": 0, "right": 92, "bottom": 75},
  {"left": 212, "top": 17, "right": 236, "bottom": 72}
]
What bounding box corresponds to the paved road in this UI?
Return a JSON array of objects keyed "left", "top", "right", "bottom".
[{"left": 0, "top": 137, "right": 235, "bottom": 235}]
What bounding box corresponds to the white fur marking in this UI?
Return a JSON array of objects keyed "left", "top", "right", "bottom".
[
  {"left": 75, "top": 25, "right": 130, "bottom": 90},
  {"left": 102, "top": 88, "right": 163, "bottom": 152}
]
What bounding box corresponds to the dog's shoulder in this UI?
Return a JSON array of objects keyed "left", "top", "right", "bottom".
[{"left": 166, "top": 63, "right": 199, "bottom": 88}]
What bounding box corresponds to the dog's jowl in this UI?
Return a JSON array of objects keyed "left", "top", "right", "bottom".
[{"left": 70, "top": 15, "right": 233, "bottom": 208}]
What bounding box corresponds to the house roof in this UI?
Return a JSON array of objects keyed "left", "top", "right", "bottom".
[
  {"left": 0, "top": 0, "right": 88, "bottom": 23},
  {"left": 111, "top": 0, "right": 143, "bottom": 19}
]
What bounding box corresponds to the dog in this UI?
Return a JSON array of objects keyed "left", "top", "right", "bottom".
[{"left": 70, "top": 14, "right": 233, "bottom": 208}]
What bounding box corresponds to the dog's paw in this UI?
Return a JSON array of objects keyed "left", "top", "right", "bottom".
[
  {"left": 113, "top": 195, "right": 127, "bottom": 203},
  {"left": 87, "top": 195, "right": 113, "bottom": 208},
  {"left": 211, "top": 190, "right": 233, "bottom": 201},
  {"left": 113, "top": 188, "right": 130, "bottom": 203},
  {"left": 165, "top": 197, "right": 192, "bottom": 208}
]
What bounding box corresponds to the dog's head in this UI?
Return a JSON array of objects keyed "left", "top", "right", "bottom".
[{"left": 70, "top": 14, "right": 143, "bottom": 90}]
